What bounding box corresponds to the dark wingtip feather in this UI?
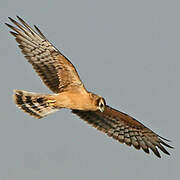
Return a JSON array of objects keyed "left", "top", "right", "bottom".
[
  {"left": 34, "top": 25, "right": 46, "bottom": 39},
  {"left": 16, "top": 16, "right": 24, "bottom": 23},
  {"left": 160, "top": 140, "right": 174, "bottom": 149},
  {"left": 5, "top": 22, "right": 14, "bottom": 29},
  {"left": 8, "top": 17, "right": 16, "bottom": 23},
  {"left": 157, "top": 144, "right": 170, "bottom": 156},
  {"left": 142, "top": 147, "right": 150, "bottom": 154},
  {"left": 158, "top": 135, "right": 172, "bottom": 142},
  {"left": 5, "top": 22, "right": 19, "bottom": 34},
  {"left": 150, "top": 147, "right": 161, "bottom": 158},
  {"left": 10, "top": 31, "right": 18, "bottom": 37},
  {"left": 16, "top": 16, "right": 35, "bottom": 35},
  {"left": 8, "top": 17, "right": 12, "bottom": 21},
  {"left": 16, "top": 15, "right": 28, "bottom": 27}
]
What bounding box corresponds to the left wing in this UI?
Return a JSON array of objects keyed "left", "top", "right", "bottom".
[
  {"left": 6, "top": 16, "right": 84, "bottom": 93},
  {"left": 72, "top": 105, "right": 173, "bottom": 158}
]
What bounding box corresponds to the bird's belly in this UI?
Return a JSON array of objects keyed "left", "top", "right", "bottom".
[{"left": 54, "top": 92, "right": 93, "bottom": 110}]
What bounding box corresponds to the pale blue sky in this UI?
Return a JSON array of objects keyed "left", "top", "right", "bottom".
[{"left": 0, "top": 0, "right": 179, "bottom": 179}]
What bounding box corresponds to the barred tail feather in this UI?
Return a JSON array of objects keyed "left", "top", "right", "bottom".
[{"left": 13, "top": 90, "right": 59, "bottom": 119}]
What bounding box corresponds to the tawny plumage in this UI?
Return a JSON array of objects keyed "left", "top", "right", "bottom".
[{"left": 6, "top": 16, "right": 173, "bottom": 158}]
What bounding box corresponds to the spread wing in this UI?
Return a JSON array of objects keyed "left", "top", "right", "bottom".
[
  {"left": 72, "top": 106, "right": 173, "bottom": 158},
  {"left": 6, "top": 16, "right": 83, "bottom": 93}
]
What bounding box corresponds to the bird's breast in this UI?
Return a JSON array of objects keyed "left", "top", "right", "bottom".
[{"left": 54, "top": 91, "right": 96, "bottom": 111}]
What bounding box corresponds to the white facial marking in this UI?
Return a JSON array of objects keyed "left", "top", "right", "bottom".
[{"left": 99, "top": 98, "right": 105, "bottom": 112}]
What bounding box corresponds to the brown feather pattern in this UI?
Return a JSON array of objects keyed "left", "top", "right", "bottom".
[
  {"left": 6, "top": 16, "right": 173, "bottom": 158},
  {"left": 72, "top": 105, "right": 173, "bottom": 158},
  {"left": 13, "top": 90, "right": 58, "bottom": 119},
  {"left": 5, "top": 16, "right": 82, "bottom": 93}
]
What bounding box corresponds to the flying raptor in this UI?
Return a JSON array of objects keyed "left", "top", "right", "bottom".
[{"left": 6, "top": 16, "right": 173, "bottom": 158}]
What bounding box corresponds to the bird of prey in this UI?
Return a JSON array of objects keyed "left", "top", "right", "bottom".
[{"left": 6, "top": 16, "right": 173, "bottom": 158}]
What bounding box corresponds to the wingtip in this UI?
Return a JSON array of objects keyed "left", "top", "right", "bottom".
[
  {"left": 158, "top": 135, "right": 172, "bottom": 142},
  {"left": 8, "top": 16, "right": 16, "bottom": 23},
  {"left": 160, "top": 140, "right": 174, "bottom": 149},
  {"left": 5, "top": 22, "right": 9, "bottom": 27},
  {"left": 5, "top": 22, "right": 12, "bottom": 28},
  {"left": 9, "top": 31, "right": 18, "bottom": 36},
  {"left": 34, "top": 25, "right": 46, "bottom": 39},
  {"left": 16, "top": 15, "right": 23, "bottom": 22},
  {"left": 16, "top": 15, "right": 26, "bottom": 25}
]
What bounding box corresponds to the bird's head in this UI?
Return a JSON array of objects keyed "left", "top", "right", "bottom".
[
  {"left": 90, "top": 93, "right": 106, "bottom": 112},
  {"left": 96, "top": 97, "right": 106, "bottom": 112}
]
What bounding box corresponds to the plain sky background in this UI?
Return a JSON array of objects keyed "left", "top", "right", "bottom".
[{"left": 0, "top": 0, "right": 179, "bottom": 179}]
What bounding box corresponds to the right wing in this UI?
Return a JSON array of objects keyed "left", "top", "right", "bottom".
[
  {"left": 6, "top": 16, "right": 83, "bottom": 93},
  {"left": 72, "top": 105, "right": 173, "bottom": 158}
]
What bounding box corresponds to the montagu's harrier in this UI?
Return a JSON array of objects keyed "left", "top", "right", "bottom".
[{"left": 6, "top": 16, "right": 173, "bottom": 158}]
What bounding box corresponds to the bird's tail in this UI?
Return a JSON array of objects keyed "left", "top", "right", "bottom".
[{"left": 13, "top": 90, "right": 59, "bottom": 119}]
